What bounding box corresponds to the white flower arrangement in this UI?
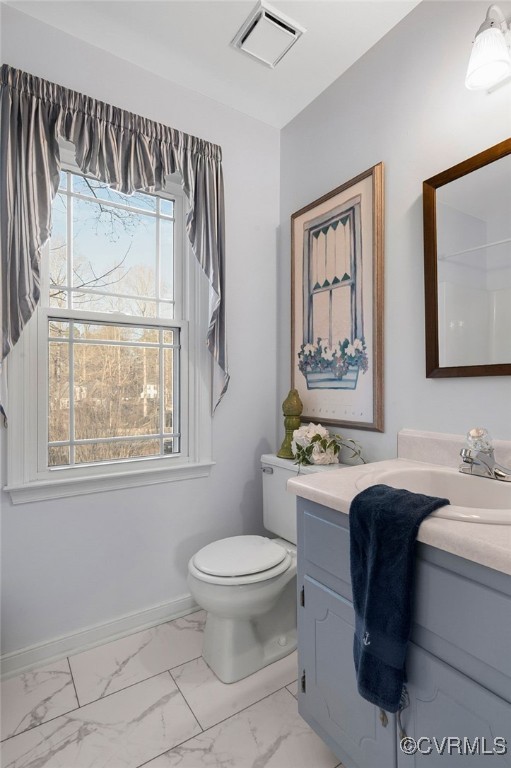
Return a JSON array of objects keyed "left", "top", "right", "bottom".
[{"left": 291, "top": 422, "right": 365, "bottom": 466}]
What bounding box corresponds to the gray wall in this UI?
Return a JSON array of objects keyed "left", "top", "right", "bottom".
[
  {"left": 0, "top": 5, "right": 280, "bottom": 655},
  {"left": 279, "top": 1, "right": 511, "bottom": 460}
]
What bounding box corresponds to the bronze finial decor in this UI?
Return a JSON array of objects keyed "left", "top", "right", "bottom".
[{"left": 277, "top": 388, "right": 303, "bottom": 459}]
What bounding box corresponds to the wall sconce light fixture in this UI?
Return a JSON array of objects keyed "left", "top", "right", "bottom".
[{"left": 465, "top": 4, "right": 511, "bottom": 90}]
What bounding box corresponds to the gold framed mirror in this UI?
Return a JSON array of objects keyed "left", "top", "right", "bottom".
[{"left": 423, "top": 138, "right": 511, "bottom": 378}]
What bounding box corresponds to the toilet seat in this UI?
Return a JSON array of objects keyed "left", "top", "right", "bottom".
[
  {"left": 193, "top": 535, "right": 286, "bottom": 577},
  {"left": 190, "top": 535, "right": 293, "bottom": 586}
]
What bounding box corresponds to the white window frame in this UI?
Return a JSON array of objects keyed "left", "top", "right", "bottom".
[{"left": 6, "top": 149, "right": 213, "bottom": 504}]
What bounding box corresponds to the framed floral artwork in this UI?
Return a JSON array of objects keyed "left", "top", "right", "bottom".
[{"left": 291, "top": 163, "right": 384, "bottom": 431}]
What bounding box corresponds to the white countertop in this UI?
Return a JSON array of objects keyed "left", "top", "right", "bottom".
[{"left": 287, "top": 459, "right": 511, "bottom": 576}]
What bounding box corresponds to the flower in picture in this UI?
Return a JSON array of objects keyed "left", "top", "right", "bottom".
[{"left": 297, "top": 337, "right": 368, "bottom": 381}]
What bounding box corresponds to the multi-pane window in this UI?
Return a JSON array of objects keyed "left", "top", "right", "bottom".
[
  {"left": 306, "top": 202, "right": 364, "bottom": 346},
  {"left": 47, "top": 320, "right": 179, "bottom": 466},
  {"left": 44, "top": 170, "right": 184, "bottom": 469},
  {"left": 7, "top": 153, "right": 211, "bottom": 504},
  {"left": 49, "top": 173, "right": 176, "bottom": 317}
]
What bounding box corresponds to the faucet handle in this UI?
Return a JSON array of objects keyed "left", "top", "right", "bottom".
[{"left": 466, "top": 427, "right": 493, "bottom": 453}]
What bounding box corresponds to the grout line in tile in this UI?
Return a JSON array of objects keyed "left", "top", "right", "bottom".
[
  {"left": 167, "top": 654, "right": 202, "bottom": 674},
  {"left": 170, "top": 660, "right": 298, "bottom": 733},
  {"left": 1, "top": 659, "right": 83, "bottom": 743},
  {"left": 0, "top": 664, "right": 199, "bottom": 746},
  {"left": 1, "top": 702, "right": 82, "bottom": 745},
  {"left": 167, "top": 670, "right": 203, "bottom": 734},
  {"left": 167, "top": 669, "right": 204, "bottom": 736},
  {"left": 283, "top": 685, "right": 299, "bottom": 703},
  {"left": 66, "top": 656, "right": 81, "bottom": 708},
  {"left": 134, "top": 686, "right": 295, "bottom": 768},
  {"left": 168, "top": 666, "right": 208, "bottom": 731},
  {"left": 65, "top": 669, "right": 170, "bottom": 709},
  {"left": 51, "top": 652, "right": 204, "bottom": 711}
]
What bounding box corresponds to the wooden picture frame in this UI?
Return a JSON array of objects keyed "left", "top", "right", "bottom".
[{"left": 291, "top": 163, "right": 384, "bottom": 431}]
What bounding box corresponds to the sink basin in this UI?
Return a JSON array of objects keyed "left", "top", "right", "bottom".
[{"left": 355, "top": 464, "right": 511, "bottom": 524}]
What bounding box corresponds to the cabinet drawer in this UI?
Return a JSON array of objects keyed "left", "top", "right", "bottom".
[
  {"left": 414, "top": 560, "right": 511, "bottom": 684},
  {"left": 303, "top": 507, "right": 351, "bottom": 589},
  {"left": 399, "top": 645, "right": 511, "bottom": 766}
]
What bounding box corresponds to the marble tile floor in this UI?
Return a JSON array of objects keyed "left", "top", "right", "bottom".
[{"left": 1, "top": 610, "right": 343, "bottom": 768}]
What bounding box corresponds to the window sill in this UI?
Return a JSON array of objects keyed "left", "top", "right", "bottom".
[{"left": 5, "top": 461, "right": 215, "bottom": 505}]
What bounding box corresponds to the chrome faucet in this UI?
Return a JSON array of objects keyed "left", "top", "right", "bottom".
[{"left": 459, "top": 428, "right": 511, "bottom": 482}]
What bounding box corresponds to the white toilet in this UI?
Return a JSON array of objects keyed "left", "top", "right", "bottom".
[{"left": 187, "top": 454, "right": 336, "bottom": 683}]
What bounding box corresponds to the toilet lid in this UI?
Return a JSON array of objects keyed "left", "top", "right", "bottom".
[{"left": 192, "top": 535, "right": 287, "bottom": 577}]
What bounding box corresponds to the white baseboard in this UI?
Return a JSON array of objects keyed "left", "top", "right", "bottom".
[{"left": 1, "top": 594, "right": 198, "bottom": 680}]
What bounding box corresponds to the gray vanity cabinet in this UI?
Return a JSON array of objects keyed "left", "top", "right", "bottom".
[
  {"left": 297, "top": 500, "right": 396, "bottom": 768},
  {"left": 296, "top": 497, "right": 511, "bottom": 768}
]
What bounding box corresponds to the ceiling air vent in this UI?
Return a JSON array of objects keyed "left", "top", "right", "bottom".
[{"left": 231, "top": 1, "right": 306, "bottom": 69}]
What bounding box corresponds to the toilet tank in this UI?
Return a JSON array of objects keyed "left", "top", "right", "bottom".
[{"left": 261, "top": 454, "right": 343, "bottom": 545}]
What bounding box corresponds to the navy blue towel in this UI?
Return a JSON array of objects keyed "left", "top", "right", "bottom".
[{"left": 349, "top": 484, "right": 449, "bottom": 713}]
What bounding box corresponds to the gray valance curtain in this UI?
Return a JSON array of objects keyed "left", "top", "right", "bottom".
[{"left": 0, "top": 63, "right": 229, "bottom": 407}]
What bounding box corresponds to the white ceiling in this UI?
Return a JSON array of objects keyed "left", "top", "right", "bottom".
[{"left": 7, "top": 0, "right": 421, "bottom": 128}]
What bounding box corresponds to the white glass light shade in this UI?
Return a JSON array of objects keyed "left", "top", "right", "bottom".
[{"left": 465, "top": 27, "right": 511, "bottom": 90}]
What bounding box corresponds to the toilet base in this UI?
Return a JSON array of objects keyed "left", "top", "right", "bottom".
[
  {"left": 202, "top": 614, "right": 297, "bottom": 683},
  {"left": 200, "top": 573, "right": 297, "bottom": 683}
]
